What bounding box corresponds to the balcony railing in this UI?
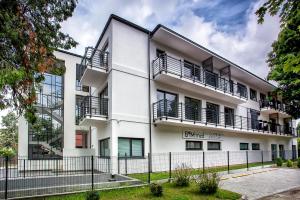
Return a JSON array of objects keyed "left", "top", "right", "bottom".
[
  {"left": 79, "top": 96, "right": 108, "bottom": 121},
  {"left": 153, "top": 100, "right": 296, "bottom": 137},
  {"left": 79, "top": 47, "right": 109, "bottom": 79},
  {"left": 152, "top": 54, "right": 248, "bottom": 100},
  {"left": 259, "top": 100, "right": 288, "bottom": 113}
]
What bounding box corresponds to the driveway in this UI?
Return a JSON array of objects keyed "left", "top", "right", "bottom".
[{"left": 220, "top": 168, "right": 300, "bottom": 200}]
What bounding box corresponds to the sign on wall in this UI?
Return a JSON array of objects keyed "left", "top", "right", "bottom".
[{"left": 182, "top": 130, "right": 223, "bottom": 140}]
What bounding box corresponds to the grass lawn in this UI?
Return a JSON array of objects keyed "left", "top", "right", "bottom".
[
  {"left": 43, "top": 182, "right": 241, "bottom": 200},
  {"left": 129, "top": 161, "right": 275, "bottom": 182}
]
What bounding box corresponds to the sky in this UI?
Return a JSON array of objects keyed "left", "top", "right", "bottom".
[{"left": 61, "top": 0, "right": 280, "bottom": 80}]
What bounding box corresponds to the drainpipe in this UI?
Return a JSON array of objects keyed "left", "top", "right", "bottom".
[{"left": 148, "top": 32, "right": 152, "bottom": 157}]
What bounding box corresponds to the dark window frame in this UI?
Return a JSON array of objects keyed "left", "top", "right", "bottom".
[
  {"left": 240, "top": 143, "right": 249, "bottom": 150},
  {"left": 207, "top": 141, "right": 221, "bottom": 151},
  {"left": 252, "top": 143, "right": 260, "bottom": 150},
  {"left": 237, "top": 82, "right": 248, "bottom": 98},
  {"left": 118, "top": 137, "right": 144, "bottom": 158},
  {"left": 186, "top": 140, "right": 203, "bottom": 151},
  {"left": 250, "top": 88, "right": 257, "bottom": 101},
  {"left": 99, "top": 138, "right": 110, "bottom": 158}
]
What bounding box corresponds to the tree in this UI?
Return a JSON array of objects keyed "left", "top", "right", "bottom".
[
  {"left": 0, "top": 113, "right": 18, "bottom": 150},
  {"left": 256, "top": 0, "right": 300, "bottom": 118},
  {"left": 0, "top": 0, "right": 78, "bottom": 123}
]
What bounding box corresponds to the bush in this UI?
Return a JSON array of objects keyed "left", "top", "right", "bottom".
[
  {"left": 150, "top": 183, "right": 163, "bottom": 197},
  {"left": 197, "top": 172, "right": 220, "bottom": 194},
  {"left": 276, "top": 157, "right": 283, "bottom": 167},
  {"left": 173, "top": 163, "right": 192, "bottom": 187},
  {"left": 85, "top": 190, "right": 100, "bottom": 200},
  {"left": 286, "top": 159, "right": 293, "bottom": 167},
  {"left": 0, "top": 147, "right": 16, "bottom": 158},
  {"left": 297, "top": 158, "right": 300, "bottom": 168}
]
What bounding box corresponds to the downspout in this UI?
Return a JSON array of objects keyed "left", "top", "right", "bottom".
[{"left": 147, "top": 32, "right": 152, "bottom": 157}]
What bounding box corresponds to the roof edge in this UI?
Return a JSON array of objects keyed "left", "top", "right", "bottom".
[{"left": 56, "top": 49, "right": 83, "bottom": 58}]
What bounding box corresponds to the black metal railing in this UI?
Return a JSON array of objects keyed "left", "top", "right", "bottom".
[
  {"left": 153, "top": 100, "right": 296, "bottom": 136},
  {"left": 152, "top": 54, "right": 248, "bottom": 100},
  {"left": 259, "top": 99, "right": 288, "bottom": 113},
  {"left": 79, "top": 96, "right": 108, "bottom": 121},
  {"left": 79, "top": 47, "right": 109, "bottom": 79}
]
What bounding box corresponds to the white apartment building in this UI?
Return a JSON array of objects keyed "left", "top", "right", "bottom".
[{"left": 18, "top": 15, "right": 298, "bottom": 169}]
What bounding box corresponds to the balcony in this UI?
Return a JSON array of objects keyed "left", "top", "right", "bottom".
[
  {"left": 79, "top": 96, "right": 108, "bottom": 126},
  {"left": 153, "top": 100, "right": 297, "bottom": 137},
  {"left": 79, "top": 47, "right": 109, "bottom": 88},
  {"left": 152, "top": 54, "right": 247, "bottom": 104},
  {"left": 259, "top": 100, "right": 290, "bottom": 118}
]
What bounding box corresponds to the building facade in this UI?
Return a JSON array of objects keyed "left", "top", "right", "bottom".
[{"left": 18, "top": 15, "right": 298, "bottom": 170}]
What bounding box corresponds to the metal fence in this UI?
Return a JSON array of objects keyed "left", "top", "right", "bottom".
[{"left": 0, "top": 150, "right": 298, "bottom": 199}]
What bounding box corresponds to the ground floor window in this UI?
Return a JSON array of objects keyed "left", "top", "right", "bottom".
[
  {"left": 207, "top": 141, "right": 221, "bottom": 150},
  {"left": 240, "top": 143, "right": 249, "bottom": 150},
  {"left": 76, "top": 131, "right": 87, "bottom": 148},
  {"left": 252, "top": 143, "right": 260, "bottom": 150},
  {"left": 118, "top": 137, "right": 144, "bottom": 158},
  {"left": 186, "top": 141, "right": 203, "bottom": 150},
  {"left": 99, "top": 138, "right": 110, "bottom": 157}
]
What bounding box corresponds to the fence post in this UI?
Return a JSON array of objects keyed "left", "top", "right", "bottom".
[
  {"left": 125, "top": 153, "right": 128, "bottom": 176},
  {"left": 169, "top": 152, "right": 172, "bottom": 182},
  {"left": 118, "top": 154, "right": 120, "bottom": 174},
  {"left": 227, "top": 151, "right": 230, "bottom": 174},
  {"left": 261, "top": 151, "right": 264, "bottom": 168},
  {"left": 5, "top": 156, "right": 8, "bottom": 200},
  {"left": 246, "top": 151, "right": 249, "bottom": 170},
  {"left": 91, "top": 156, "right": 94, "bottom": 190},
  {"left": 23, "top": 159, "right": 26, "bottom": 178},
  {"left": 203, "top": 151, "right": 205, "bottom": 174},
  {"left": 84, "top": 157, "right": 86, "bottom": 174},
  {"left": 56, "top": 158, "right": 58, "bottom": 176},
  {"left": 148, "top": 153, "right": 151, "bottom": 183}
]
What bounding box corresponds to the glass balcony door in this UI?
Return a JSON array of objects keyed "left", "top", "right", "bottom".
[
  {"left": 206, "top": 102, "right": 219, "bottom": 124},
  {"left": 205, "top": 70, "right": 218, "bottom": 88},
  {"left": 225, "top": 107, "right": 234, "bottom": 126},
  {"left": 157, "top": 90, "right": 178, "bottom": 118},
  {"left": 185, "top": 97, "right": 201, "bottom": 121}
]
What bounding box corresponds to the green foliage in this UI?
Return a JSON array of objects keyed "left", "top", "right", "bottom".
[
  {"left": 0, "top": 112, "right": 18, "bottom": 151},
  {"left": 0, "top": 0, "right": 78, "bottom": 123},
  {"left": 297, "top": 158, "right": 300, "bottom": 168},
  {"left": 286, "top": 159, "right": 293, "bottom": 167},
  {"left": 197, "top": 172, "right": 220, "bottom": 194},
  {"left": 173, "top": 163, "right": 192, "bottom": 187},
  {"left": 276, "top": 157, "right": 283, "bottom": 166},
  {"left": 150, "top": 183, "right": 163, "bottom": 197},
  {"left": 0, "top": 147, "right": 16, "bottom": 157},
  {"left": 85, "top": 190, "right": 100, "bottom": 200},
  {"left": 256, "top": 0, "right": 300, "bottom": 118}
]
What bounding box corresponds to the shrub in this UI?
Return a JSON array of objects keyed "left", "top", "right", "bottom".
[
  {"left": 0, "top": 147, "right": 16, "bottom": 158},
  {"left": 197, "top": 172, "right": 220, "bottom": 194},
  {"left": 150, "top": 183, "right": 163, "bottom": 197},
  {"left": 276, "top": 157, "right": 283, "bottom": 167},
  {"left": 297, "top": 158, "right": 300, "bottom": 168},
  {"left": 85, "top": 190, "right": 100, "bottom": 200},
  {"left": 286, "top": 159, "right": 293, "bottom": 167},
  {"left": 173, "top": 163, "right": 192, "bottom": 187}
]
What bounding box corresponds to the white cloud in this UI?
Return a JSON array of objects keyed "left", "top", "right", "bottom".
[{"left": 61, "top": 0, "right": 280, "bottom": 79}]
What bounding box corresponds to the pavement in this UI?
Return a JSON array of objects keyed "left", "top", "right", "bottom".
[
  {"left": 220, "top": 167, "right": 300, "bottom": 200},
  {"left": 258, "top": 186, "right": 300, "bottom": 200}
]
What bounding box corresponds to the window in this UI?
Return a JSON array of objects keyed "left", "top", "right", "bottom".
[
  {"left": 206, "top": 102, "right": 219, "bottom": 124},
  {"left": 240, "top": 143, "right": 249, "bottom": 150},
  {"left": 76, "top": 64, "right": 89, "bottom": 92},
  {"left": 99, "top": 138, "right": 110, "bottom": 157},
  {"left": 250, "top": 89, "right": 257, "bottom": 101},
  {"left": 156, "top": 49, "right": 165, "bottom": 57},
  {"left": 75, "top": 95, "right": 85, "bottom": 125},
  {"left": 252, "top": 143, "right": 260, "bottom": 150},
  {"left": 260, "top": 93, "right": 266, "bottom": 101},
  {"left": 224, "top": 107, "right": 234, "bottom": 126},
  {"left": 76, "top": 131, "right": 87, "bottom": 148},
  {"left": 249, "top": 109, "right": 259, "bottom": 130},
  {"left": 183, "top": 60, "right": 200, "bottom": 81},
  {"left": 205, "top": 70, "right": 218, "bottom": 88},
  {"left": 186, "top": 141, "right": 203, "bottom": 150},
  {"left": 157, "top": 90, "right": 178, "bottom": 118},
  {"left": 237, "top": 83, "right": 247, "bottom": 98},
  {"left": 185, "top": 97, "right": 201, "bottom": 121},
  {"left": 207, "top": 142, "right": 221, "bottom": 150},
  {"left": 118, "top": 138, "right": 144, "bottom": 158}
]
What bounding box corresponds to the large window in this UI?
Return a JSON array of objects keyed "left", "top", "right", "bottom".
[
  {"left": 118, "top": 138, "right": 144, "bottom": 158},
  {"left": 185, "top": 97, "right": 201, "bottom": 121},
  {"left": 183, "top": 60, "right": 200, "bottom": 81},
  {"left": 237, "top": 83, "right": 247, "bottom": 98},
  {"left": 75, "top": 95, "right": 85, "bottom": 125},
  {"left": 240, "top": 143, "right": 249, "bottom": 150},
  {"left": 76, "top": 64, "right": 89, "bottom": 92},
  {"left": 76, "top": 131, "right": 87, "bottom": 148},
  {"left": 249, "top": 109, "right": 259, "bottom": 130},
  {"left": 250, "top": 89, "right": 257, "bottom": 101},
  {"left": 99, "top": 138, "right": 110, "bottom": 157},
  {"left": 207, "top": 142, "right": 221, "bottom": 150},
  {"left": 157, "top": 90, "right": 178, "bottom": 118},
  {"left": 224, "top": 107, "right": 234, "bottom": 126},
  {"left": 205, "top": 70, "right": 218, "bottom": 88},
  {"left": 206, "top": 102, "right": 219, "bottom": 124},
  {"left": 252, "top": 143, "right": 260, "bottom": 150},
  {"left": 186, "top": 141, "right": 203, "bottom": 150}
]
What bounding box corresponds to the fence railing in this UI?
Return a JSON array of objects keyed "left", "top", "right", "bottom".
[
  {"left": 259, "top": 99, "right": 288, "bottom": 113},
  {"left": 0, "top": 150, "right": 298, "bottom": 199},
  {"left": 152, "top": 54, "right": 248, "bottom": 100},
  {"left": 79, "top": 47, "right": 109, "bottom": 79},
  {"left": 79, "top": 96, "right": 108, "bottom": 121},
  {"left": 153, "top": 99, "right": 297, "bottom": 136}
]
